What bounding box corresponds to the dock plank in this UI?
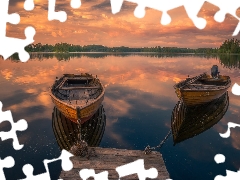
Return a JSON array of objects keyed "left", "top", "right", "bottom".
[{"left": 59, "top": 147, "right": 170, "bottom": 180}]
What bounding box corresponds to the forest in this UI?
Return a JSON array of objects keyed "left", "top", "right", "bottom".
[
  {"left": 24, "top": 38, "right": 240, "bottom": 54},
  {"left": 218, "top": 38, "right": 240, "bottom": 53}
]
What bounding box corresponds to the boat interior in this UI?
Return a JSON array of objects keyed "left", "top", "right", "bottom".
[
  {"left": 197, "top": 75, "right": 230, "bottom": 86},
  {"left": 175, "top": 73, "right": 231, "bottom": 90},
  {"left": 52, "top": 75, "right": 103, "bottom": 105}
]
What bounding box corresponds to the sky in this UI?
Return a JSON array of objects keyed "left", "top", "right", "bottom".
[{"left": 7, "top": 0, "right": 240, "bottom": 48}]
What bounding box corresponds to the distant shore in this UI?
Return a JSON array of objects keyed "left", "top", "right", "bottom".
[
  {"left": 28, "top": 52, "right": 240, "bottom": 55},
  {"left": 25, "top": 38, "right": 240, "bottom": 54}
]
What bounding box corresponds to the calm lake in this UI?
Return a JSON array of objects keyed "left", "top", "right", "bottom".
[{"left": 0, "top": 53, "right": 240, "bottom": 180}]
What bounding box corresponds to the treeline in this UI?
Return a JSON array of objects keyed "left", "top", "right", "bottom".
[
  {"left": 25, "top": 43, "right": 217, "bottom": 54},
  {"left": 218, "top": 38, "right": 240, "bottom": 54},
  {"left": 25, "top": 38, "right": 240, "bottom": 54}
]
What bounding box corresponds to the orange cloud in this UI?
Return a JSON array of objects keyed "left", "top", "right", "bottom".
[{"left": 6, "top": 0, "right": 239, "bottom": 48}]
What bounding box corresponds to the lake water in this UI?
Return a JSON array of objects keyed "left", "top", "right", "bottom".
[{"left": 0, "top": 53, "right": 240, "bottom": 180}]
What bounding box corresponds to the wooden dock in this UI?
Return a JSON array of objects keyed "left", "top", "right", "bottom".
[{"left": 59, "top": 147, "right": 170, "bottom": 180}]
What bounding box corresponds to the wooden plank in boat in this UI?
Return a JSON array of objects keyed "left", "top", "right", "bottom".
[
  {"left": 183, "top": 86, "right": 222, "bottom": 91},
  {"left": 190, "top": 84, "right": 218, "bottom": 87},
  {"left": 60, "top": 86, "right": 101, "bottom": 90},
  {"left": 63, "top": 74, "right": 94, "bottom": 78},
  {"left": 59, "top": 147, "right": 170, "bottom": 180},
  {"left": 55, "top": 77, "right": 95, "bottom": 90},
  {"left": 67, "top": 77, "right": 94, "bottom": 80},
  {"left": 174, "top": 73, "right": 206, "bottom": 89},
  {"left": 55, "top": 78, "right": 68, "bottom": 90}
]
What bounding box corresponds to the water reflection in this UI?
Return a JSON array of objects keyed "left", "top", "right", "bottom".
[
  {"left": 7, "top": 52, "right": 220, "bottom": 62},
  {"left": 0, "top": 53, "right": 239, "bottom": 180},
  {"left": 219, "top": 54, "right": 240, "bottom": 69},
  {"left": 171, "top": 92, "right": 229, "bottom": 145},
  {"left": 52, "top": 104, "right": 106, "bottom": 151}
]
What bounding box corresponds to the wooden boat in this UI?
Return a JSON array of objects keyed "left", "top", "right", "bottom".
[
  {"left": 52, "top": 105, "right": 106, "bottom": 150},
  {"left": 174, "top": 72, "right": 231, "bottom": 106},
  {"left": 49, "top": 73, "right": 105, "bottom": 124},
  {"left": 171, "top": 92, "right": 229, "bottom": 145}
]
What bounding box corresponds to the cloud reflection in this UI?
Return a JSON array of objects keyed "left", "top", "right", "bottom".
[{"left": 0, "top": 54, "right": 239, "bottom": 152}]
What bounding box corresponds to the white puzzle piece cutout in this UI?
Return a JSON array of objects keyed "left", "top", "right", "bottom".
[
  {"left": 0, "top": 0, "right": 36, "bottom": 62},
  {"left": 214, "top": 154, "right": 240, "bottom": 180},
  {"left": 215, "top": 154, "right": 226, "bottom": 164},
  {"left": 116, "top": 159, "right": 158, "bottom": 180},
  {"left": 232, "top": 83, "right": 240, "bottom": 96},
  {"left": 24, "top": 0, "right": 35, "bottom": 11},
  {"left": 79, "top": 169, "right": 109, "bottom": 180},
  {"left": 219, "top": 122, "right": 240, "bottom": 138},
  {"left": 48, "top": 0, "right": 67, "bottom": 22},
  {"left": 110, "top": 0, "right": 240, "bottom": 35},
  {"left": 0, "top": 101, "right": 28, "bottom": 150},
  {"left": 79, "top": 159, "right": 160, "bottom": 180},
  {"left": 207, "top": 0, "right": 240, "bottom": 36},
  {"left": 71, "top": 0, "right": 81, "bottom": 9},
  {"left": 110, "top": 0, "right": 185, "bottom": 25},
  {"left": 19, "top": 150, "right": 74, "bottom": 180},
  {"left": 48, "top": 0, "right": 81, "bottom": 22},
  {"left": 0, "top": 156, "right": 15, "bottom": 180},
  {"left": 215, "top": 170, "right": 240, "bottom": 180}
]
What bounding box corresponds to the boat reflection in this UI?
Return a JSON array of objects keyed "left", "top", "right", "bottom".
[
  {"left": 52, "top": 104, "right": 106, "bottom": 150},
  {"left": 171, "top": 92, "right": 229, "bottom": 145}
]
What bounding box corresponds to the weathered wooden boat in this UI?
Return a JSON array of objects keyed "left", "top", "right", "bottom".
[
  {"left": 49, "top": 73, "right": 105, "bottom": 124},
  {"left": 52, "top": 105, "right": 106, "bottom": 150},
  {"left": 171, "top": 92, "right": 229, "bottom": 145},
  {"left": 174, "top": 69, "right": 231, "bottom": 106}
]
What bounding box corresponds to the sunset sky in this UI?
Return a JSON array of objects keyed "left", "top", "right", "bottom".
[{"left": 7, "top": 0, "right": 240, "bottom": 48}]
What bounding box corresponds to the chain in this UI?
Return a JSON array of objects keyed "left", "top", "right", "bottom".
[
  {"left": 77, "top": 107, "right": 82, "bottom": 142},
  {"left": 145, "top": 73, "right": 205, "bottom": 154},
  {"left": 144, "top": 129, "right": 172, "bottom": 155},
  {"left": 70, "top": 107, "right": 89, "bottom": 157}
]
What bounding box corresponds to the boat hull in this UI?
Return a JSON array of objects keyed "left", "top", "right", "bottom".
[
  {"left": 174, "top": 73, "right": 231, "bottom": 106},
  {"left": 176, "top": 88, "right": 228, "bottom": 106},
  {"left": 50, "top": 94, "right": 104, "bottom": 124},
  {"left": 49, "top": 73, "right": 105, "bottom": 124}
]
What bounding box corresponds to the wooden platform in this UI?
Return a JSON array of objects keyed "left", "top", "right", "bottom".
[{"left": 59, "top": 147, "right": 170, "bottom": 180}]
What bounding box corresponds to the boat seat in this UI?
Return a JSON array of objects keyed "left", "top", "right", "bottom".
[
  {"left": 60, "top": 86, "right": 101, "bottom": 90},
  {"left": 190, "top": 84, "right": 217, "bottom": 86}
]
